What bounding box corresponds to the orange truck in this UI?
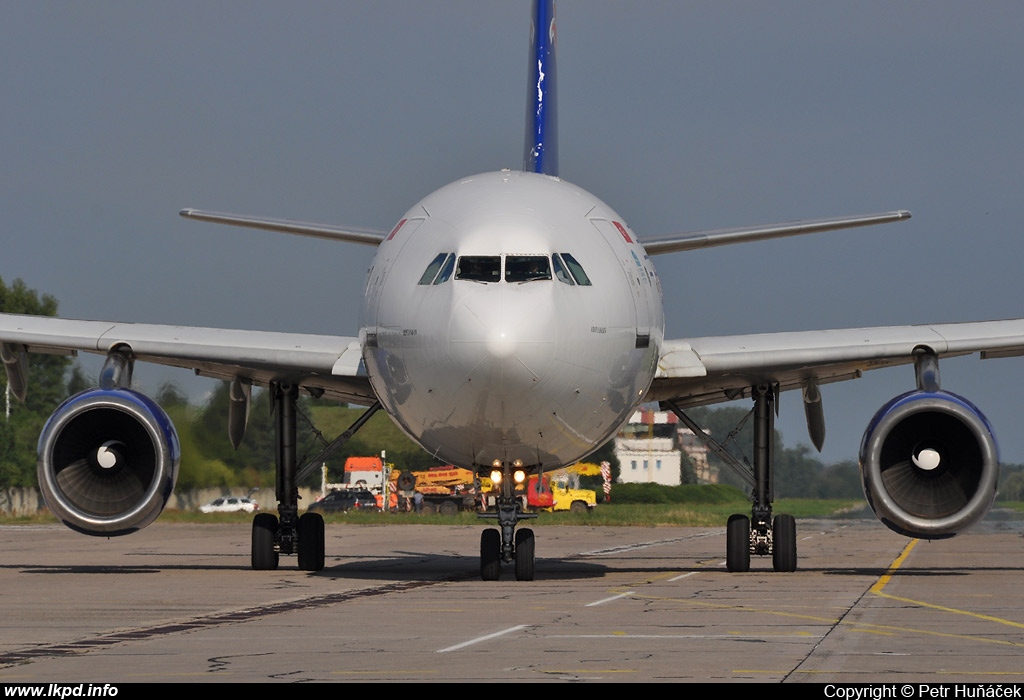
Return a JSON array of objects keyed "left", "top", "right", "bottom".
[{"left": 343, "top": 456, "right": 385, "bottom": 488}]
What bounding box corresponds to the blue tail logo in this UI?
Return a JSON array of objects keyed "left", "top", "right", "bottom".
[{"left": 523, "top": 0, "right": 558, "bottom": 176}]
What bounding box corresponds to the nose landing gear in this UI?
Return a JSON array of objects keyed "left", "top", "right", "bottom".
[{"left": 478, "top": 461, "right": 539, "bottom": 581}]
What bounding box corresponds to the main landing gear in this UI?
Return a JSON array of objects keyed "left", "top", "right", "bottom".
[
  {"left": 478, "top": 461, "right": 538, "bottom": 581},
  {"left": 250, "top": 383, "right": 320, "bottom": 571},
  {"left": 250, "top": 383, "right": 381, "bottom": 572},
  {"left": 243, "top": 380, "right": 539, "bottom": 579},
  {"left": 667, "top": 384, "right": 798, "bottom": 573}
]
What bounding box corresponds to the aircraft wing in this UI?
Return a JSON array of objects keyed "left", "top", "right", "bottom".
[
  {"left": 0, "top": 313, "right": 375, "bottom": 405},
  {"left": 648, "top": 319, "right": 1024, "bottom": 408}
]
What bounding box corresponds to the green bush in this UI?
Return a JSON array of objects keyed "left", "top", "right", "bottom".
[{"left": 609, "top": 483, "right": 747, "bottom": 505}]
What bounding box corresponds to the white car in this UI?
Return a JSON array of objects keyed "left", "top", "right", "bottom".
[{"left": 199, "top": 497, "right": 259, "bottom": 514}]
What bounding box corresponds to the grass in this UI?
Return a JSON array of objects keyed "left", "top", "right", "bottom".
[
  {"left": 997, "top": 501, "right": 1024, "bottom": 514},
  {"left": 0, "top": 512, "right": 62, "bottom": 526},
  {"left": 8, "top": 481, "right": 1018, "bottom": 528},
  {"left": 8, "top": 496, "right": 863, "bottom": 528}
]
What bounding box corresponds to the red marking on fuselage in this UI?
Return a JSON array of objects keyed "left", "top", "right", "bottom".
[
  {"left": 387, "top": 219, "right": 408, "bottom": 241},
  {"left": 612, "top": 221, "right": 632, "bottom": 243}
]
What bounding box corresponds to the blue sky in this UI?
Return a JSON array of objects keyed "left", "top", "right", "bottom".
[{"left": 3, "top": 1, "right": 1024, "bottom": 464}]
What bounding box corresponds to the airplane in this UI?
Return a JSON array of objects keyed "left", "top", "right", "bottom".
[{"left": 0, "top": 0, "right": 1019, "bottom": 579}]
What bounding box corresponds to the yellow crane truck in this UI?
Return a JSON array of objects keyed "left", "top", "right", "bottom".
[{"left": 392, "top": 466, "right": 486, "bottom": 515}]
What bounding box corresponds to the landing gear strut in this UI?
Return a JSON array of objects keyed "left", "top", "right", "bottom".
[
  {"left": 667, "top": 384, "right": 798, "bottom": 573},
  {"left": 251, "top": 383, "right": 311, "bottom": 570},
  {"left": 250, "top": 383, "right": 380, "bottom": 572},
  {"left": 478, "top": 461, "right": 538, "bottom": 581}
]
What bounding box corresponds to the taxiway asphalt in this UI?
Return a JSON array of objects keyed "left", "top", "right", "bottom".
[{"left": 1, "top": 515, "right": 1022, "bottom": 683}]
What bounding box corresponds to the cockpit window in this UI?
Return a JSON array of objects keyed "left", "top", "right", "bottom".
[
  {"left": 552, "top": 254, "right": 575, "bottom": 285},
  {"left": 505, "top": 255, "right": 551, "bottom": 283},
  {"left": 433, "top": 253, "right": 455, "bottom": 284},
  {"left": 560, "top": 253, "right": 592, "bottom": 286},
  {"left": 455, "top": 256, "right": 501, "bottom": 282},
  {"left": 418, "top": 253, "right": 449, "bottom": 285}
]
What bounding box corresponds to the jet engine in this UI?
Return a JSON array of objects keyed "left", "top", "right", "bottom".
[
  {"left": 37, "top": 388, "right": 180, "bottom": 537},
  {"left": 859, "top": 390, "right": 998, "bottom": 539}
]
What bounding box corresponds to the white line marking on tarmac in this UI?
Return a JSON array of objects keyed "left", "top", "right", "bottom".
[
  {"left": 586, "top": 591, "right": 635, "bottom": 607},
  {"left": 579, "top": 532, "right": 715, "bottom": 557},
  {"left": 437, "top": 625, "right": 528, "bottom": 652}
]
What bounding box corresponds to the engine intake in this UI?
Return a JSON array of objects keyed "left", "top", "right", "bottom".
[
  {"left": 860, "top": 390, "right": 998, "bottom": 539},
  {"left": 37, "top": 389, "right": 180, "bottom": 537}
]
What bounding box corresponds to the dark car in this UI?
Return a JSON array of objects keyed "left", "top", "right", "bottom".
[{"left": 306, "top": 489, "right": 378, "bottom": 513}]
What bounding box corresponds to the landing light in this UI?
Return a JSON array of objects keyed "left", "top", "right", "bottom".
[
  {"left": 490, "top": 470, "right": 502, "bottom": 484},
  {"left": 514, "top": 470, "right": 526, "bottom": 484}
]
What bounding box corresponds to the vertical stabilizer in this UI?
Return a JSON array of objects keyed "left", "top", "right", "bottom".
[{"left": 523, "top": 0, "right": 558, "bottom": 176}]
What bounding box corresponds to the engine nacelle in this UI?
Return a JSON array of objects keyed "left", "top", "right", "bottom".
[
  {"left": 860, "top": 390, "right": 998, "bottom": 539},
  {"left": 37, "top": 388, "right": 180, "bottom": 537}
]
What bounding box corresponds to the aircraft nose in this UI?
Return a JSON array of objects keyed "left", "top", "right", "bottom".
[
  {"left": 483, "top": 324, "right": 517, "bottom": 358},
  {"left": 448, "top": 285, "right": 556, "bottom": 390}
]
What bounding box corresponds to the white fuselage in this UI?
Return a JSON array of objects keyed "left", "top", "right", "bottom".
[{"left": 361, "top": 170, "right": 664, "bottom": 469}]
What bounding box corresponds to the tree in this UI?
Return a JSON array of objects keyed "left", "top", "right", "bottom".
[
  {"left": 998, "top": 464, "right": 1024, "bottom": 502},
  {"left": 0, "top": 277, "right": 73, "bottom": 486},
  {"left": 189, "top": 383, "right": 341, "bottom": 487},
  {"left": 191, "top": 382, "right": 273, "bottom": 485},
  {"left": 678, "top": 448, "right": 697, "bottom": 485},
  {"left": 65, "top": 364, "right": 92, "bottom": 396},
  {"left": 685, "top": 404, "right": 864, "bottom": 499},
  {"left": 687, "top": 406, "right": 756, "bottom": 490}
]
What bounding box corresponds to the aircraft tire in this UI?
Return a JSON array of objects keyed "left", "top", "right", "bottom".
[
  {"left": 726, "top": 514, "right": 750, "bottom": 573},
  {"left": 252, "top": 513, "right": 280, "bottom": 571},
  {"left": 480, "top": 528, "right": 501, "bottom": 581},
  {"left": 514, "top": 528, "right": 536, "bottom": 581},
  {"left": 772, "top": 514, "right": 797, "bottom": 572},
  {"left": 297, "top": 512, "right": 326, "bottom": 571}
]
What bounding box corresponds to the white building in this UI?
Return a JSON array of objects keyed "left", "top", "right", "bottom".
[{"left": 613, "top": 409, "right": 716, "bottom": 486}]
